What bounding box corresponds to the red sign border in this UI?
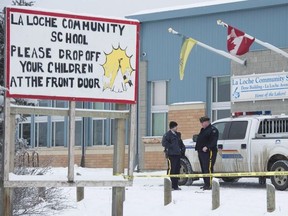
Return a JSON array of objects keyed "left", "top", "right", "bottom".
[{"left": 5, "top": 7, "right": 140, "bottom": 104}]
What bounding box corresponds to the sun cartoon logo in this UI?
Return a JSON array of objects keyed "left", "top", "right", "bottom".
[{"left": 102, "top": 46, "right": 134, "bottom": 93}]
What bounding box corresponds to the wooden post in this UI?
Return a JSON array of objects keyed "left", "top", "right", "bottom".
[
  {"left": 38, "top": 187, "right": 46, "bottom": 199},
  {"left": 112, "top": 187, "right": 125, "bottom": 216},
  {"left": 0, "top": 101, "right": 3, "bottom": 216},
  {"left": 9, "top": 114, "right": 15, "bottom": 172},
  {"left": 266, "top": 183, "right": 275, "bottom": 212},
  {"left": 128, "top": 104, "right": 137, "bottom": 177},
  {"left": 3, "top": 97, "right": 12, "bottom": 216},
  {"left": 77, "top": 187, "right": 84, "bottom": 202},
  {"left": 164, "top": 178, "right": 172, "bottom": 206},
  {"left": 0, "top": 183, "right": 3, "bottom": 215},
  {"left": 4, "top": 188, "right": 12, "bottom": 216},
  {"left": 112, "top": 104, "right": 126, "bottom": 216},
  {"left": 68, "top": 101, "right": 75, "bottom": 183},
  {"left": 0, "top": 98, "right": 132, "bottom": 215},
  {"left": 113, "top": 106, "right": 125, "bottom": 173},
  {"left": 212, "top": 179, "right": 220, "bottom": 210},
  {"left": 5, "top": 114, "right": 15, "bottom": 216},
  {"left": 76, "top": 172, "right": 84, "bottom": 202},
  {"left": 3, "top": 98, "right": 10, "bottom": 184}
]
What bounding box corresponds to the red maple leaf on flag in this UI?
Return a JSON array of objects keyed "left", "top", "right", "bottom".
[{"left": 227, "top": 25, "right": 255, "bottom": 56}]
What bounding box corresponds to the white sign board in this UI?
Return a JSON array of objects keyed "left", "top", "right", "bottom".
[
  {"left": 231, "top": 72, "right": 288, "bottom": 102},
  {"left": 5, "top": 7, "right": 139, "bottom": 104}
]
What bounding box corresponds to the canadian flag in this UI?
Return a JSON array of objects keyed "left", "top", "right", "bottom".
[{"left": 227, "top": 25, "right": 255, "bottom": 56}]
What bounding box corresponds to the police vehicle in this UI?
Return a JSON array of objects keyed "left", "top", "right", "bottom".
[{"left": 179, "top": 111, "right": 288, "bottom": 190}]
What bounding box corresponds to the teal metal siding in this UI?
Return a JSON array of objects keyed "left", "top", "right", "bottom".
[
  {"left": 129, "top": 1, "right": 288, "bottom": 104},
  {"left": 129, "top": 0, "right": 288, "bottom": 22}
]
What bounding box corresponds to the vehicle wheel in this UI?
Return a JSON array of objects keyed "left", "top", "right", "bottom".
[
  {"left": 270, "top": 160, "right": 288, "bottom": 191},
  {"left": 178, "top": 157, "right": 193, "bottom": 186},
  {"left": 222, "top": 177, "right": 240, "bottom": 183}
]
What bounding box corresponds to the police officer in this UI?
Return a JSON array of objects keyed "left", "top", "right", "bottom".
[
  {"left": 162, "top": 121, "right": 185, "bottom": 190},
  {"left": 195, "top": 116, "right": 219, "bottom": 190}
]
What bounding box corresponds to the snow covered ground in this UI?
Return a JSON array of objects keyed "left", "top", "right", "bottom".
[{"left": 40, "top": 167, "right": 288, "bottom": 216}]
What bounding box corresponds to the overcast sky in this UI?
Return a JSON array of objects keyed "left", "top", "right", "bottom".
[{"left": 0, "top": 0, "right": 229, "bottom": 18}]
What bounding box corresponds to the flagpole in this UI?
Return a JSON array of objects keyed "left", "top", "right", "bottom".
[
  {"left": 217, "top": 20, "right": 288, "bottom": 59},
  {"left": 168, "top": 28, "right": 246, "bottom": 65}
]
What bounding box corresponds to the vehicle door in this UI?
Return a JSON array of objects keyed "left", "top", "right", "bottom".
[
  {"left": 219, "top": 120, "right": 251, "bottom": 172},
  {"left": 211, "top": 121, "right": 229, "bottom": 172}
]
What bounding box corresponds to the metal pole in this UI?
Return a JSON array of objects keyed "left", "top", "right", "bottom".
[
  {"left": 196, "top": 40, "right": 246, "bottom": 65},
  {"left": 68, "top": 101, "right": 75, "bottom": 182},
  {"left": 80, "top": 117, "right": 85, "bottom": 167},
  {"left": 168, "top": 27, "right": 246, "bottom": 65}
]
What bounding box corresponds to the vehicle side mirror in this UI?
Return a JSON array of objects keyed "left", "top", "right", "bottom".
[{"left": 192, "top": 134, "right": 198, "bottom": 142}]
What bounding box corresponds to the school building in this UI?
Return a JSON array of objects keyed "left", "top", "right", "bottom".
[{"left": 16, "top": 0, "right": 288, "bottom": 171}]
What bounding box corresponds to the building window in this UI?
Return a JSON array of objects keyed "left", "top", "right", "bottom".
[
  {"left": 18, "top": 123, "right": 31, "bottom": 145},
  {"left": 35, "top": 122, "right": 48, "bottom": 147},
  {"left": 210, "top": 76, "right": 231, "bottom": 121},
  {"left": 152, "top": 81, "right": 167, "bottom": 105},
  {"left": 52, "top": 121, "right": 65, "bottom": 146},
  {"left": 75, "top": 120, "right": 82, "bottom": 146},
  {"left": 54, "top": 100, "right": 67, "bottom": 108},
  {"left": 17, "top": 101, "right": 118, "bottom": 148},
  {"left": 151, "top": 81, "right": 168, "bottom": 136},
  {"left": 212, "top": 76, "right": 230, "bottom": 102},
  {"left": 212, "top": 109, "right": 231, "bottom": 120},
  {"left": 92, "top": 102, "right": 105, "bottom": 145},
  {"left": 152, "top": 113, "right": 167, "bottom": 136},
  {"left": 93, "top": 120, "right": 104, "bottom": 145},
  {"left": 38, "top": 100, "right": 50, "bottom": 107},
  {"left": 93, "top": 102, "right": 104, "bottom": 110}
]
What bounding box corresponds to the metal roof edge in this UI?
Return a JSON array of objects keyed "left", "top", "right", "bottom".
[{"left": 126, "top": 0, "right": 288, "bottom": 22}]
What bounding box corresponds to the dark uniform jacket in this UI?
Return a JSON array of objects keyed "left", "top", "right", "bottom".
[
  {"left": 162, "top": 131, "right": 186, "bottom": 156},
  {"left": 195, "top": 124, "right": 219, "bottom": 152}
]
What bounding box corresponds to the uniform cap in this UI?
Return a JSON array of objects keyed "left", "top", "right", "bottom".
[
  {"left": 199, "top": 116, "right": 210, "bottom": 123},
  {"left": 169, "top": 121, "right": 178, "bottom": 129}
]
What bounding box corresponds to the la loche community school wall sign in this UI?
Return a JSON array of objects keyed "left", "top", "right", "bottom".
[{"left": 5, "top": 7, "right": 140, "bottom": 104}]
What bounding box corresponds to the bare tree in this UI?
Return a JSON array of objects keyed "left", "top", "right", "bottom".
[
  {"left": 0, "top": 10, "right": 4, "bottom": 88},
  {"left": 0, "top": 9, "right": 6, "bottom": 216}
]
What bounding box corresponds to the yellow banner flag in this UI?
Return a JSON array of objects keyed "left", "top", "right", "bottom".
[{"left": 179, "top": 38, "right": 197, "bottom": 80}]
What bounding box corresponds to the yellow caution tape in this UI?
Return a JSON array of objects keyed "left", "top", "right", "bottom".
[{"left": 116, "top": 171, "right": 288, "bottom": 179}]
